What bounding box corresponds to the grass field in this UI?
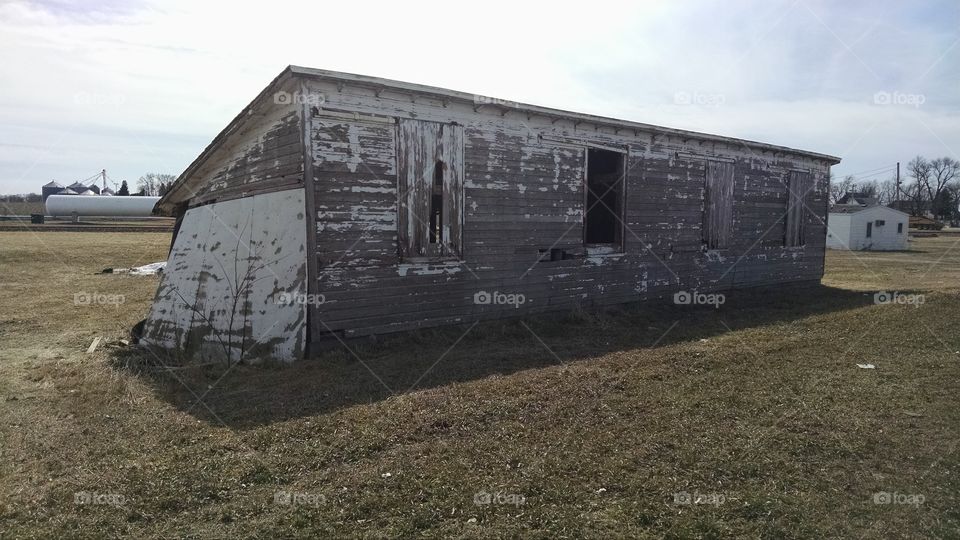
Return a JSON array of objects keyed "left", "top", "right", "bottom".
[
  {"left": 0, "top": 201, "right": 44, "bottom": 216},
  {"left": 1, "top": 232, "right": 958, "bottom": 538}
]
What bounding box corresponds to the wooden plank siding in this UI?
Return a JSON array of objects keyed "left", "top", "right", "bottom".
[
  {"left": 187, "top": 105, "right": 304, "bottom": 207},
  {"left": 154, "top": 69, "right": 837, "bottom": 351},
  {"left": 304, "top": 79, "right": 835, "bottom": 338}
]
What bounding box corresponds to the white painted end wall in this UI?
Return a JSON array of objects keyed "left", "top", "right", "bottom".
[{"left": 141, "top": 188, "right": 308, "bottom": 363}]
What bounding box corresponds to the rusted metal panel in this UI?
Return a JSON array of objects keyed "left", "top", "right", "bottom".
[{"left": 141, "top": 189, "right": 308, "bottom": 363}]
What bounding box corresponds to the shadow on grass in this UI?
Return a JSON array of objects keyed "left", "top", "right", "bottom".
[{"left": 110, "top": 283, "right": 883, "bottom": 429}]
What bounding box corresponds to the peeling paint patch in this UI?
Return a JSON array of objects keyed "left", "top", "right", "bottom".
[{"left": 397, "top": 262, "right": 464, "bottom": 277}]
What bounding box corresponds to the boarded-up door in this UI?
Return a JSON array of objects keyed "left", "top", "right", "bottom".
[
  {"left": 703, "top": 160, "right": 735, "bottom": 249},
  {"left": 785, "top": 171, "right": 810, "bottom": 247},
  {"left": 397, "top": 119, "right": 464, "bottom": 259}
]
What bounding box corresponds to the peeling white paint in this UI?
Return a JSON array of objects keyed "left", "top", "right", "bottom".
[{"left": 397, "top": 262, "right": 464, "bottom": 277}]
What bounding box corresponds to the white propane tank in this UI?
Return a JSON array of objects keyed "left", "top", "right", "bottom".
[{"left": 45, "top": 195, "right": 161, "bottom": 217}]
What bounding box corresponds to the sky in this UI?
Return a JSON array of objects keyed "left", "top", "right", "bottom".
[{"left": 0, "top": 0, "right": 957, "bottom": 194}]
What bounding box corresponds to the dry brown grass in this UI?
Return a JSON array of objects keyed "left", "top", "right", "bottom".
[
  {"left": 0, "top": 201, "right": 44, "bottom": 216},
  {"left": 1, "top": 232, "right": 958, "bottom": 538}
]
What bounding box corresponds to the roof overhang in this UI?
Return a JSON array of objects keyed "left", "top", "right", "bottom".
[
  {"left": 156, "top": 65, "right": 843, "bottom": 215},
  {"left": 154, "top": 67, "right": 298, "bottom": 215},
  {"left": 829, "top": 205, "right": 911, "bottom": 218}
]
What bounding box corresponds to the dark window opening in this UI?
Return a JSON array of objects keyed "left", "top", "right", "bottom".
[
  {"left": 585, "top": 148, "right": 625, "bottom": 245},
  {"left": 898, "top": 223, "right": 903, "bottom": 233},
  {"left": 876, "top": 219, "right": 885, "bottom": 226},
  {"left": 866, "top": 222, "right": 873, "bottom": 238},
  {"left": 429, "top": 161, "right": 444, "bottom": 244},
  {"left": 397, "top": 119, "right": 463, "bottom": 260}
]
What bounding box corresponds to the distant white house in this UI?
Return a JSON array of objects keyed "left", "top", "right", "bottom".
[{"left": 827, "top": 200, "right": 909, "bottom": 251}]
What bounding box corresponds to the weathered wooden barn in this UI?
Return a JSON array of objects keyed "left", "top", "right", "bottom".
[{"left": 142, "top": 66, "right": 840, "bottom": 363}]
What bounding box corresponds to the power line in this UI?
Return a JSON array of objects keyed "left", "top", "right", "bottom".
[
  {"left": 841, "top": 164, "right": 897, "bottom": 177},
  {"left": 854, "top": 169, "right": 899, "bottom": 182},
  {"left": 837, "top": 168, "right": 897, "bottom": 183}
]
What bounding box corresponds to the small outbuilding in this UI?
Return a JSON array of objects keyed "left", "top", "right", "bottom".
[
  {"left": 827, "top": 201, "right": 908, "bottom": 250},
  {"left": 141, "top": 66, "right": 840, "bottom": 363}
]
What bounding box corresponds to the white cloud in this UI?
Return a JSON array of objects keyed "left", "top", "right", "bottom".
[{"left": 0, "top": 0, "right": 957, "bottom": 193}]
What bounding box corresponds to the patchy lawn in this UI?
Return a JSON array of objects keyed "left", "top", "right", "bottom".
[{"left": 1, "top": 232, "right": 958, "bottom": 538}]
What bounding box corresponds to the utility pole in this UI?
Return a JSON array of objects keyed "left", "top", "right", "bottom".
[{"left": 895, "top": 162, "right": 900, "bottom": 204}]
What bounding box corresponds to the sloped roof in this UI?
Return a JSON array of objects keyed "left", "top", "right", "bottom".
[
  {"left": 830, "top": 205, "right": 868, "bottom": 214},
  {"left": 43, "top": 180, "right": 63, "bottom": 188},
  {"left": 836, "top": 192, "right": 879, "bottom": 207},
  {"left": 156, "top": 65, "right": 843, "bottom": 215},
  {"left": 59, "top": 188, "right": 78, "bottom": 195},
  {"left": 829, "top": 204, "right": 909, "bottom": 217}
]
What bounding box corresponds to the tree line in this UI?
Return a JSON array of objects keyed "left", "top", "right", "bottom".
[{"left": 830, "top": 155, "right": 959, "bottom": 222}]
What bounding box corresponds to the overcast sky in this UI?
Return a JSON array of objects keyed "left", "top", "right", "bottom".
[{"left": 0, "top": 0, "right": 957, "bottom": 194}]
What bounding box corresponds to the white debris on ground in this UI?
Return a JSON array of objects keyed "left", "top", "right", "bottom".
[
  {"left": 856, "top": 363, "right": 876, "bottom": 369},
  {"left": 130, "top": 262, "right": 166, "bottom": 275},
  {"left": 102, "top": 262, "right": 166, "bottom": 275}
]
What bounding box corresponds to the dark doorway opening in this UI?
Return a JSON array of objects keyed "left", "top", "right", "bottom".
[
  {"left": 585, "top": 148, "right": 625, "bottom": 245},
  {"left": 430, "top": 161, "right": 444, "bottom": 244}
]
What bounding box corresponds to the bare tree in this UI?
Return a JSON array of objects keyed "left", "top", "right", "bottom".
[
  {"left": 948, "top": 182, "right": 960, "bottom": 223},
  {"left": 830, "top": 175, "right": 856, "bottom": 204},
  {"left": 137, "top": 173, "right": 178, "bottom": 196},
  {"left": 876, "top": 178, "right": 898, "bottom": 205},
  {"left": 857, "top": 180, "right": 878, "bottom": 198},
  {"left": 906, "top": 156, "right": 932, "bottom": 216},
  {"left": 927, "top": 157, "right": 959, "bottom": 220}
]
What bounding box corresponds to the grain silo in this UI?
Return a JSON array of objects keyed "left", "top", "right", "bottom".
[{"left": 41, "top": 181, "right": 64, "bottom": 202}]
